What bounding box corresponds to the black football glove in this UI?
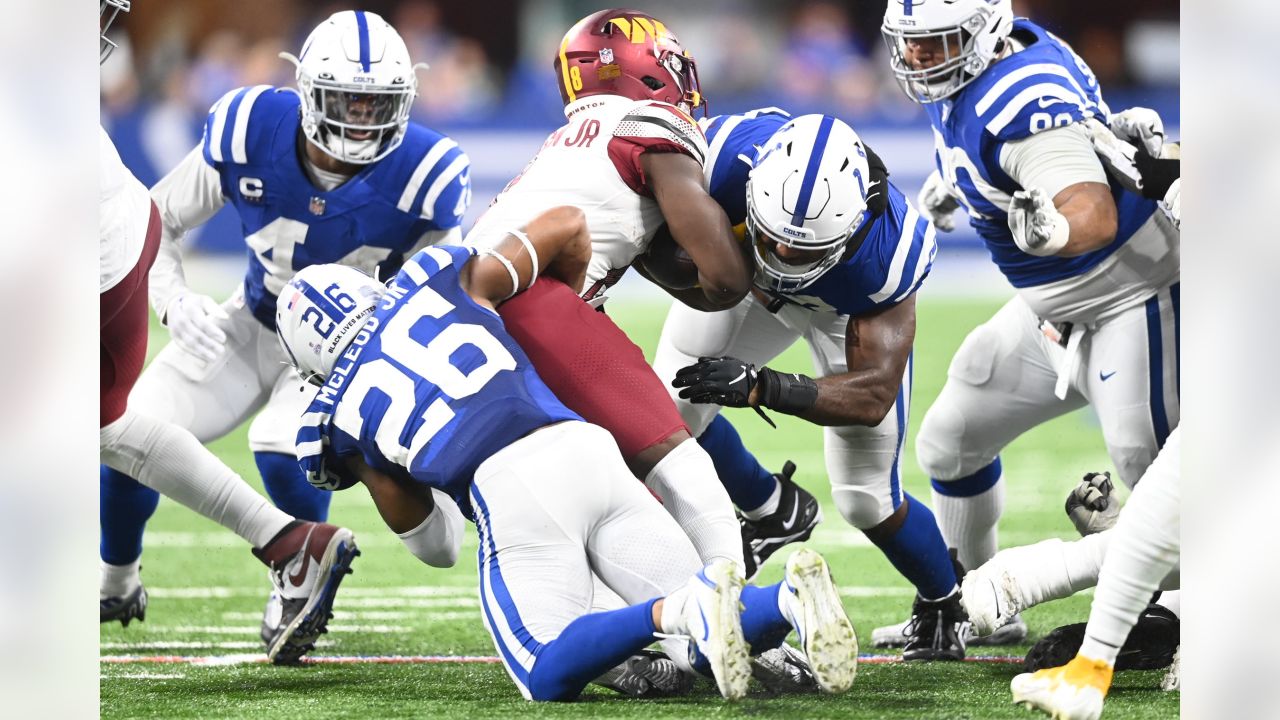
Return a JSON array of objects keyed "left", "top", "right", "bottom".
[{"left": 673, "top": 356, "right": 759, "bottom": 407}]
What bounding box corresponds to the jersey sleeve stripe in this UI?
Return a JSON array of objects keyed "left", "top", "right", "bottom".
[
  {"left": 973, "top": 63, "right": 1087, "bottom": 115},
  {"left": 230, "top": 85, "right": 271, "bottom": 164},
  {"left": 421, "top": 154, "right": 470, "bottom": 220},
  {"left": 984, "top": 83, "right": 1091, "bottom": 136},
  {"left": 618, "top": 113, "right": 706, "bottom": 164},
  {"left": 704, "top": 114, "right": 745, "bottom": 187},
  {"left": 892, "top": 221, "right": 937, "bottom": 304},
  {"left": 206, "top": 89, "right": 240, "bottom": 163},
  {"left": 397, "top": 138, "right": 460, "bottom": 213},
  {"left": 868, "top": 206, "right": 921, "bottom": 304},
  {"left": 296, "top": 439, "right": 324, "bottom": 458}
]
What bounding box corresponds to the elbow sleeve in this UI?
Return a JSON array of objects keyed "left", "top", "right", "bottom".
[{"left": 396, "top": 490, "right": 465, "bottom": 567}]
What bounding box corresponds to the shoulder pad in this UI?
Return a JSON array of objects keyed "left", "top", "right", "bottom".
[
  {"left": 388, "top": 125, "right": 472, "bottom": 228},
  {"left": 963, "top": 49, "right": 1101, "bottom": 143},
  {"left": 201, "top": 86, "right": 296, "bottom": 167},
  {"left": 615, "top": 101, "right": 708, "bottom": 166}
]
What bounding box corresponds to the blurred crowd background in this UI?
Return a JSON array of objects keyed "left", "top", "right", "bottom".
[{"left": 101, "top": 0, "right": 1179, "bottom": 255}]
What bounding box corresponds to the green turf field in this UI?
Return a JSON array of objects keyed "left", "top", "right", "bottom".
[{"left": 100, "top": 295, "right": 1178, "bottom": 719}]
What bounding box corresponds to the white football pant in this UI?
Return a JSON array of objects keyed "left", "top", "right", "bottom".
[
  {"left": 127, "top": 285, "right": 312, "bottom": 455},
  {"left": 653, "top": 292, "right": 912, "bottom": 530},
  {"left": 470, "top": 421, "right": 702, "bottom": 699}
]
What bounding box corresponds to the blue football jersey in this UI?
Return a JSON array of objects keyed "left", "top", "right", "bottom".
[
  {"left": 295, "top": 245, "right": 581, "bottom": 516},
  {"left": 922, "top": 19, "right": 1158, "bottom": 289},
  {"left": 703, "top": 109, "right": 936, "bottom": 316},
  {"left": 200, "top": 85, "right": 472, "bottom": 327}
]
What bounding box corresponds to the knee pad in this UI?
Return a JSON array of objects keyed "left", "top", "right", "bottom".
[
  {"left": 916, "top": 402, "right": 970, "bottom": 481},
  {"left": 831, "top": 486, "right": 893, "bottom": 530}
]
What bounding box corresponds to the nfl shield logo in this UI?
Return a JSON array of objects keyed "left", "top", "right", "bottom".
[
  {"left": 309, "top": 197, "right": 326, "bottom": 215},
  {"left": 599, "top": 48, "right": 614, "bottom": 64}
]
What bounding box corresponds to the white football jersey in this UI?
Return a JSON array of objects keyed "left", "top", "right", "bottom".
[
  {"left": 100, "top": 126, "right": 154, "bottom": 293},
  {"left": 465, "top": 94, "right": 707, "bottom": 301}
]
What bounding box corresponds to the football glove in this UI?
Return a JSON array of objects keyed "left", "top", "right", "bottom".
[
  {"left": 1008, "top": 187, "right": 1069, "bottom": 256},
  {"left": 165, "top": 292, "right": 230, "bottom": 363},
  {"left": 917, "top": 169, "right": 962, "bottom": 232},
  {"left": 1086, "top": 114, "right": 1181, "bottom": 201},
  {"left": 673, "top": 356, "right": 759, "bottom": 407},
  {"left": 1109, "top": 107, "right": 1166, "bottom": 158},
  {"left": 1065, "top": 471, "right": 1120, "bottom": 536}
]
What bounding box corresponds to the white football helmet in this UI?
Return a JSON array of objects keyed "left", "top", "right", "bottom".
[
  {"left": 276, "top": 264, "right": 386, "bottom": 384},
  {"left": 882, "top": 0, "right": 1014, "bottom": 103},
  {"left": 280, "top": 11, "right": 425, "bottom": 164},
  {"left": 746, "top": 115, "right": 874, "bottom": 293},
  {"left": 100, "top": 0, "right": 130, "bottom": 64}
]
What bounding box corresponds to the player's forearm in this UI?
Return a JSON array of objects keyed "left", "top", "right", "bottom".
[
  {"left": 797, "top": 371, "right": 901, "bottom": 426},
  {"left": 148, "top": 145, "right": 228, "bottom": 317},
  {"left": 1054, "top": 183, "right": 1118, "bottom": 256},
  {"left": 630, "top": 261, "right": 722, "bottom": 311}
]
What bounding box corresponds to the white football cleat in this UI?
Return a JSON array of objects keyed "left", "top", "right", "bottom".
[
  {"left": 1010, "top": 655, "right": 1113, "bottom": 720},
  {"left": 961, "top": 555, "right": 1029, "bottom": 638},
  {"left": 664, "top": 559, "right": 751, "bottom": 701},
  {"left": 779, "top": 549, "right": 859, "bottom": 693},
  {"left": 872, "top": 612, "right": 1027, "bottom": 647}
]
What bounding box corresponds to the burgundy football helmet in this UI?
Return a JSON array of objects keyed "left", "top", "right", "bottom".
[{"left": 553, "top": 9, "right": 705, "bottom": 115}]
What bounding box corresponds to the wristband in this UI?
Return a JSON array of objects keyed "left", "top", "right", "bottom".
[{"left": 756, "top": 367, "right": 819, "bottom": 415}]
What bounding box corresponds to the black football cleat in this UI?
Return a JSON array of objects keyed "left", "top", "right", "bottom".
[
  {"left": 740, "top": 461, "right": 822, "bottom": 580},
  {"left": 902, "top": 593, "right": 967, "bottom": 662},
  {"left": 596, "top": 649, "right": 694, "bottom": 697},
  {"left": 1024, "top": 603, "right": 1180, "bottom": 672},
  {"left": 100, "top": 584, "right": 148, "bottom": 627}
]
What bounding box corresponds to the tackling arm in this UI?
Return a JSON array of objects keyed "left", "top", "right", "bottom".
[
  {"left": 338, "top": 453, "right": 464, "bottom": 568},
  {"left": 461, "top": 205, "right": 592, "bottom": 309},
  {"left": 641, "top": 152, "right": 751, "bottom": 311}
]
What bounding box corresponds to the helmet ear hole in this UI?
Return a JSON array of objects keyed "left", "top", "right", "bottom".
[{"left": 641, "top": 76, "right": 666, "bottom": 91}]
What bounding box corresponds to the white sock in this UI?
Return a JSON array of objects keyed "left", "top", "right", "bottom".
[
  {"left": 101, "top": 410, "right": 293, "bottom": 549},
  {"left": 991, "top": 534, "right": 1110, "bottom": 609},
  {"left": 741, "top": 481, "right": 782, "bottom": 521},
  {"left": 100, "top": 558, "right": 141, "bottom": 599},
  {"left": 644, "top": 439, "right": 743, "bottom": 567},
  {"left": 1080, "top": 435, "right": 1181, "bottom": 665},
  {"left": 932, "top": 475, "right": 1005, "bottom": 571}
]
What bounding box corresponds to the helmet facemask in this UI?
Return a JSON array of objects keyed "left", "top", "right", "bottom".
[
  {"left": 100, "top": 0, "right": 130, "bottom": 65},
  {"left": 745, "top": 192, "right": 866, "bottom": 294},
  {"left": 656, "top": 50, "right": 705, "bottom": 116},
  {"left": 296, "top": 72, "right": 416, "bottom": 165},
  {"left": 883, "top": 11, "right": 994, "bottom": 103}
]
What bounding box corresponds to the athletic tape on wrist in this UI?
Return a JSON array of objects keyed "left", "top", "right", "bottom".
[
  {"left": 757, "top": 367, "right": 818, "bottom": 415},
  {"left": 508, "top": 229, "right": 539, "bottom": 288},
  {"left": 479, "top": 249, "right": 520, "bottom": 300}
]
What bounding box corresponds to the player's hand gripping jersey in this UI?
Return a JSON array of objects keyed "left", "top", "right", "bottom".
[
  {"left": 152, "top": 85, "right": 472, "bottom": 327},
  {"left": 921, "top": 19, "right": 1176, "bottom": 321},
  {"left": 466, "top": 96, "right": 707, "bottom": 301},
  {"left": 295, "top": 246, "right": 579, "bottom": 515},
  {"left": 702, "top": 109, "right": 936, "bottom": 315}
]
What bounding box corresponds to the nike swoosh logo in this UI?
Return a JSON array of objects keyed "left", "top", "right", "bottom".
[
  {"left": 781, "top": 500, "right": 800, "bottom": 532},
  {"left": 287, "top": 525, "right": 318, "bottom": 587},
  {"left": 989, "top": 580, "right": 1002, "bottom": 620},
  {"left": 1099, "top": 371, "right": 1117, "bottom": 382},
  {"left": 698, "top": 606, "right": 710, "bottom": 642},
  {"left": 730, "top": 370, "right": 747, "bottom": 385},
  {"left": 1036, "top": 97, "right": 1059, "bottom": 109}
]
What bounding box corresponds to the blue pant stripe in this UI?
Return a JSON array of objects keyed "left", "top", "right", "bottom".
[
  {"left": 471, "top": 485, "right": 541, "bottom": 689},
  {"left": 1145, "top": 295, "right": 1171, "bottom": 449},
  {"left": 888, "top": 353, "right": 911, "bottom": 510}
]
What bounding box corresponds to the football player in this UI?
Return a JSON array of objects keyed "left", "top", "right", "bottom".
[
  {"left": 463, "top": 10, "right": 752, "bottom": 570},
  {"left": 98, "top": 0, "right": 358, "bottom": 665},
  {"left": 651, "top": 111, "right": 966, "bottom": 661},
  {"left": 98, "top": 11, "right": 471, "bottom": 647},
  {"left": 274, "top": 206, "right": 859, "bottom": 702},
  {"left": 876, "top": 0, "right": 1180, "bottom": 645}
]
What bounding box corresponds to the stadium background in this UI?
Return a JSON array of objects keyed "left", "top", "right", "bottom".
[{"left": 99, "top": 2, "right": 1181, "bottom": 717}]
